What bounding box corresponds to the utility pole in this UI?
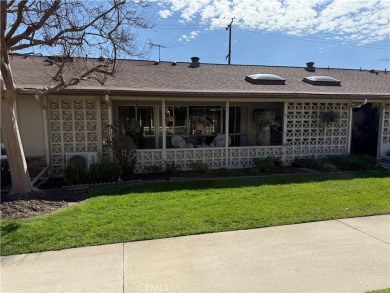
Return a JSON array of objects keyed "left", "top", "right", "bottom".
[{"left": 226, "top": 17, "right": 235, "bottom": 65}]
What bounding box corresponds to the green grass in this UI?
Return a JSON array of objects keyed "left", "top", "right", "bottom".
[
  {"left": 367, "top": 289, "right": 390, "bottom": 293},
  {"left": 1, "top": 171, "right": 389, "bottom": 256}
]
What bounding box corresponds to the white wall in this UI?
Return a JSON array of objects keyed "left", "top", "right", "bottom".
[{"left": 16, "top": 95, "right": 46, "bottom": 157}]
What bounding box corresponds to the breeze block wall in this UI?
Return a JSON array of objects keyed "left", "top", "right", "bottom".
[
  {"left": 284, "top": 102, "right": 350, "bottom": 163},
  {"left": 48, "top": 96, "right": 98, "bottom": 177}
]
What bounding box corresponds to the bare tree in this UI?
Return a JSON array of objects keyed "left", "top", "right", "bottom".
[{"left": 0, "top": 0, "right": 154, "bottom": 194}]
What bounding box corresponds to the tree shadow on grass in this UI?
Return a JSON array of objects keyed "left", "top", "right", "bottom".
[
  {"left": 0, "top": 222, "right": 21, "bottom": 236},
  {"left": 89, "top": 170, "right": 389, "bottom": 197}
]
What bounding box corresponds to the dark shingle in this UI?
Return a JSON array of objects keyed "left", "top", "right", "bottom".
[{"left": 10, "top": 55, "right": 390, "bottom": 98}]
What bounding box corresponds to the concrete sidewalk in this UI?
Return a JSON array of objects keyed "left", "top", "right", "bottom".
[{"left": 1, "top": 215, "right": 389, "bottom": 293}]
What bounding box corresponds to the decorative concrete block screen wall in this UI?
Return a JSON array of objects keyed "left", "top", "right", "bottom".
[
  {"left": 48, "top": 97, "right": 98, "bottom": 177},
  {"left": 284, "top": 102, "right": 349, "bottom": 163}
]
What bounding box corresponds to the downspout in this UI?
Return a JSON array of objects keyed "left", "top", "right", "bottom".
[{"left": 351, "top": 99, "right": 367, "bottom": 108}]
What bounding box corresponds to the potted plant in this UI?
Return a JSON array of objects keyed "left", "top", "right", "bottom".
[
  {"left": 250, "top": 114, "right": 279, "bottom": 146},
  {"left": 320, "top": 110, "right": 341, "bottom": 125},
  {"left": 190, "top": 115, "right": 210, "bottom": 132}
]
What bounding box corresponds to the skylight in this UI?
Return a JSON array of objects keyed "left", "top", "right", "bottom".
[
  {"left": 303, "top": 76, "right": 341, "bottom": 86},
  {"left": 245, "top": 74, "right": 286, "bottom": 85}
]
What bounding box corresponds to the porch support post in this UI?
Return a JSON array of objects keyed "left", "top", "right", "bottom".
[
  {"left": 282, "top": 102, "right": 288, "bottom": 164},
  {"left": 347, "top": 102, "right": 353, "bottom": 155},
  {"left": 154, "top": 106, "right": 160, "bottom": 149},
  {"left": 377, "top": 102, "right": 385, "bottom": 158},
  {"left": 225, "top": 101, "right": 229, "bottom": 168},
  {"left": 161, "top": 99, "right": 167, "bottom": 160}
]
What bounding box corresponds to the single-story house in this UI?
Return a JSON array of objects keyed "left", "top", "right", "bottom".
[{"left": 9, "top": 55, "right": 390, "bottom": 177}]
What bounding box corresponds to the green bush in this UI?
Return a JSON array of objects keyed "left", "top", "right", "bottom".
[
  {"left": 190, "top": 161, "right": 209, "bottom": 173},
  {"left": 253, "top": 157, "right": 275, "bottom": 173},
  {"left": 143, "top": 164, "right": 163, "bottom": 174},
  {"left": 89, "top": 161, "right": 122, "bottom": 183},
  {"left": 64, "top": 164, "right": 89, "bottom": 185},
  {"left": 324, "top": 155, "right": 378, "bottom": 171},
  {"left": 164, "top": 161, "right": 182, "bottom": 176},
  {"left": 216, "top": 167, "right": 234, "bottom": 177},
  {"left": 273, "top": 156, "right": 282, "bottom": 167},
  {"left": 292, "top": 156, "right": 322, "bottom": 169}
]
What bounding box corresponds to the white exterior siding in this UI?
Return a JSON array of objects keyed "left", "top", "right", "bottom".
[{"left": 16, "top": 95, "right": 46, "bottom": 157}]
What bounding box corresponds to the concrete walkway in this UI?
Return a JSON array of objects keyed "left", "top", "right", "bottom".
[{"left": 1, "top": 215, "right": 389, "bottom": 293}]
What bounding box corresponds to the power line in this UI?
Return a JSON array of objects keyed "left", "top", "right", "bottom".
[{"left": 152, "top": 23, "right": 389, "bottom": 50}]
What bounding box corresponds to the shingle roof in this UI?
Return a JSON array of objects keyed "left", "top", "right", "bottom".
[{"left": 10, "top": 55, "right": 390, "bottom": 99}]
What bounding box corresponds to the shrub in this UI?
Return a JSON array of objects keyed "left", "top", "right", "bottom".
[
  {"left": 64, "top": 164, "right": 89, "bottom": 185},
  {"left": 143, "top": 164, "right": 163, "bottom": 174},
  {"left": 106, "top": 125, "right": 138, "bottom": 177},
  {"left": 273, "top": 156, "right": 282, "bottom": 167},
  {"left": 292, "top": 156, "right": 322, "bottom": 169},
  {"left": 216, "top": 167, "right": 234, "bottom": 177},
  {"left": 89, "top": 161, "right": 122, "bottom": 183},
  {"left": 253, "top": 157, "right": 275, "bottom": 173},
  {"left": 164, "top": 161, "right": 182, "bottom": 176},
  {"left": 324, "top": 155, "right": 378, "bottom": 171},
  {"left": 190, "top": 161, "right": 209, "bottom": 173}
]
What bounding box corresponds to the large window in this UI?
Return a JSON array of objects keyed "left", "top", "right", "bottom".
[
  {"left": 118, "top": 106, "right": 155, "bottom": 149},
  {"left": 117, "top": 104, "right": 252, "bottom": 149}
]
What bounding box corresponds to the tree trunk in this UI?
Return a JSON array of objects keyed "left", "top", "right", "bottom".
[{"left": 1, "top": 94, "right": 37, "bottom": 194}]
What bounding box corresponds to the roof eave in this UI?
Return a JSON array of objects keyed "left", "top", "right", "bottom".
[{"left": 19, "top": 87, "right": 390, "bottom": 100}]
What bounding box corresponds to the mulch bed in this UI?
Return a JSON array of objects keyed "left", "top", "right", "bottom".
[{"left": 1, "top": 188, "right": 88, "bottom": 220}]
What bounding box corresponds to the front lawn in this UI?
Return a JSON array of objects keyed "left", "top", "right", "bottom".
[{"left": 1, "top": 171, "right": 389, "bottom": 256}]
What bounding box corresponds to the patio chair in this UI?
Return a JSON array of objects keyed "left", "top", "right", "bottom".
[
  {"left": 171, "top": 135, "right": 193, "bottom": 148},
  {"left": 210, "top": 134, "right": 231, "bottom": 147}
]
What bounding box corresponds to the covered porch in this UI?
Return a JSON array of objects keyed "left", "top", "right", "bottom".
[{"left": 106, "top": 96, "right": 285, "bottom": 172}]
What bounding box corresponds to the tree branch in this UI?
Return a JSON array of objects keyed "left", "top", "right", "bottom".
[
  {"left": 6, "top": 0, "right": 16, "bottom": 9},
  {"left": 5, "top": 0, "right": 28, "bottom": 41},
  {"left": 7, "top": 0, "right": 61, "bottom": 47},
  {"left": 8, "top": 0, "right": 126, "bottom": 49}
]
